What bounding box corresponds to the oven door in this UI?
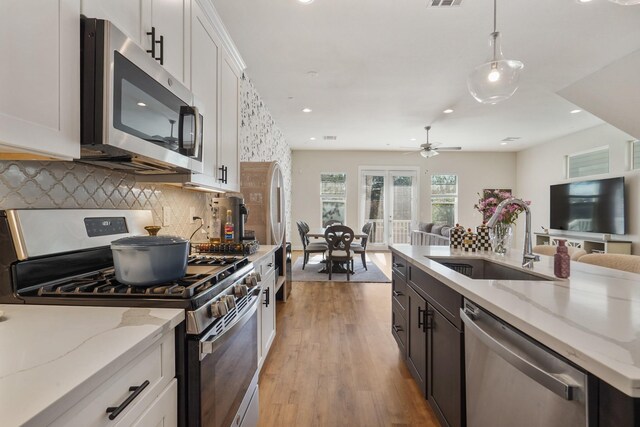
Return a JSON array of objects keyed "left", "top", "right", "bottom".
[
  {"left": 188, "top": 289, "right": 260, "bottom": 427},
  {"left": 81, "top": 18, "right": 204, "bottom": 174}
]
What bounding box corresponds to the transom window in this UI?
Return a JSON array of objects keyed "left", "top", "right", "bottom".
[
  {"left": 431, "top": 174, "right": 457, "bottom": 225},
  {"left": 567, "top": 147, "right": 609, "bottom": 178}
]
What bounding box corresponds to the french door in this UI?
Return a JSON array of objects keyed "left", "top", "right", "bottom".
[{"left": 359, "top": 168, "right": 419, "bottom": 247}]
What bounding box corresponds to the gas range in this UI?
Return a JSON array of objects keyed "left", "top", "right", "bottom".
[
  {"left": 0, "top": 209, "right": 259, "bottom": 333},
  {"left": 0, "top": 209, "right": 263, "bottom": 427}
]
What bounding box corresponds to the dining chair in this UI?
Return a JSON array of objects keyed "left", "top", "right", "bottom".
[
  {"left": 324, "top": 225, "right": 355, "bottom": 280},
  {"left": 351, "top": 222, "right": 373, "bottom": 270},
  {"left": 297, "top": 221, "right": 327, "bottom": 270}
]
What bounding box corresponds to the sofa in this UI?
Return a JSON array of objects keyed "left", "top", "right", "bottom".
[{"left": 410, "top": 222, "right": 451, "bottom": 246}]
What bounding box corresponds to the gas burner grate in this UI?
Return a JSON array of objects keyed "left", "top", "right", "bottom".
[
  {"left": 188, "top": 255, "right": 242, "bottom": 266},
  {"left": 36, "top": 269, "right": 218, "bottom": 299}
]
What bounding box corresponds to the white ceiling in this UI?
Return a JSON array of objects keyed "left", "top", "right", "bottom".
[{"left": 212, "top": 0, "right": 640, "bottom": 152}]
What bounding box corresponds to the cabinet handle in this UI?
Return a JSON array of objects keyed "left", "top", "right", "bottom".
[
  {"left": 392, "top": 262, "right": 403, "bottom": 268},
  {"left": 156, "top": 34, "right": 164, "bottom": 65},
  {"left": 392, "top": 324, "right": 403, "bottom": 333},
  {"left": 426, "top": 309, "right": 434, "bottom": 330},
  {"left": 218, "top": 165, "right": 228, "bottom": 184},
  {"left": 418, "top": 306, "right": 426, "bottom": 332},
  {"left": 146, "top": 27, "right": 157, "bottom": 59},
  {"left": 106, "top": 380, "right": 150, "bottom": 420},
  {"left": 224, "top": 166, "right": 228, "bottom": 183},
  {"left": 267, "top": 262, "right": 273, "bottom": 268},
  {"left": 392, "top": 290, "right": 403, "bottom": 297},
  {"left": 263, "top": 287, "right": 270, "bottom": 308}
]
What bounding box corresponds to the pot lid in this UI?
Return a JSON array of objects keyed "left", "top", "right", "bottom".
[{"left": 111, "top": 235, "right": 189, "bottom": 248}]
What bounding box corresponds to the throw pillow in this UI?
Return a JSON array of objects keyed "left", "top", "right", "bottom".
[
  {"left": 431, "top": 224, "right": 444, "bottom": 236},
  {"left": 419, "top": 222, "right": 434, "bottom": 233},
  {"left": 440, "top": 226, "right": 452, "bottom": 237}
]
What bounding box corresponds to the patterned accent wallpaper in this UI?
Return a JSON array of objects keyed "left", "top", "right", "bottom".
[
  {"left": 238, "top": 73, "right": 292, "bottom": 238},
  {"left": 0, "top": 75, "right": 292, "bottom": 241}
]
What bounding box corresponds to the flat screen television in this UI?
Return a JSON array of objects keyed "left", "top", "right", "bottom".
[{"left": 550, "top": 177, "right": 625, "bottom": 235}]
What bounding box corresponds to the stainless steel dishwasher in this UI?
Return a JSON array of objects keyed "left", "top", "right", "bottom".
[{"left": 461, "top": 299, "right": 589, "bottom": 427}]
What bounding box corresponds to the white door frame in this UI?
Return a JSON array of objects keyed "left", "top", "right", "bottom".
[{"left": 358, "top": 166, "right": 420, "bottom": 248}]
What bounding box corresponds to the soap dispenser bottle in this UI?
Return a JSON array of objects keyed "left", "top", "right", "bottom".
[{"left": 554, "top": 239, "right": 570, "bottom": 278}]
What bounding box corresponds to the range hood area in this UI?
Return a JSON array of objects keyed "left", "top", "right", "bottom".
[{"left": 558, "top": 48, "right": 640, "bottom": 140}]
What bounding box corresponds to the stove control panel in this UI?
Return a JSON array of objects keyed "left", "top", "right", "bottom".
[{"left": 84, "top": 217, "right": 128, "bottom": 237}]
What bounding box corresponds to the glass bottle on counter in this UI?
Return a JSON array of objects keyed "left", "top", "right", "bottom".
[
  {"left": 210, "top": 205, "right": 221, "bottom": 243},
  {"left": 224, "top": 210, "right": 235, "bottom": 242},
  {"left": 554, "top": 239, "right": 570, "bottom": 278}
]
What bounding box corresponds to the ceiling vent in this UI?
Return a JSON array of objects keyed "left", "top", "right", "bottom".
[
  {"left": 323, "top": 136, "right": 338, "bottom": 141},
  {"left": 427, "top": 0, "right": 462, "bottom": 7},
  {"left": 501, "top": 137, "right": 521, "bottom": 142}
]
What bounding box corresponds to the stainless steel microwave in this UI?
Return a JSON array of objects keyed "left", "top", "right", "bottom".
[{"left": 80, "top": 17, "right": 203, "bottom": 174}]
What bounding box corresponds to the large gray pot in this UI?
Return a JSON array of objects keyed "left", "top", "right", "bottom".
[{"left": 111, "top": 235, "right": 189, "bottom": 286}]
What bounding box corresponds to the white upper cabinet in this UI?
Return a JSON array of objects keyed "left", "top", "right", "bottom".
[
  {"left": 81, "top": 0, "right": 188, "bottom": 85},
  {"left": 218, "top": 51, "right": 241, "bottom": 192},
  {"left": 0, "top": 0, "right": 80, "bottom": 160},
  {"left": 190, "top": 0, "right": 219, "bottom": 179}
]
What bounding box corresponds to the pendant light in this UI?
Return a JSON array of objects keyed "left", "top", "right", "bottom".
[
  {"left": 609, "top": 0, "right": 640, "bottom": 5},
  {"left": 467, "top": 0, "right": 523, "bottom": 104}
]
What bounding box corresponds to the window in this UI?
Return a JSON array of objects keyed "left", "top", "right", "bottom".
[
  {"left": 320, "top": 173, "right": 347, "bottom": 227},
  {"left": 431, "top": 174, "right": 457, "bottom": 224},
  {"left": 633, "top": 140, "right": 640, "bottom": 170},
  {"left": 567, "top": 147, "right": 609, "bottom": 178}
]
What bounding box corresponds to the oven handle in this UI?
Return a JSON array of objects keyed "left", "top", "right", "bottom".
[{"left": 199, "top": 286, "right": 262, "bottom": 360}]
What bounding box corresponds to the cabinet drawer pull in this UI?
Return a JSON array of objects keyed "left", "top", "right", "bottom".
[
  {"left": 392, "top": 325, "right": 403, "bottom": 333},
  {"left": 392, "top": 262, "right": 403, "bottom": 269},
  {"left": 392, "top": 290, "right": 403, "bottom": 297},
  {"left": 106, "top": 380, "right": 150, "bottom": 420},
  {"left": 263, "top": 287, "right": 270, "bottom": 308}
]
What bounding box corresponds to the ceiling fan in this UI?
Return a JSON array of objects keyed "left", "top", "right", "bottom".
[{"left": 405, "top": 126, "right": 462, "bottom": 158}]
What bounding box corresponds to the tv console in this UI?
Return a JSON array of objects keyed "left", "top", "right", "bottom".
[{"left": 534, "top": 232, "right": 632, "bottom": 255}]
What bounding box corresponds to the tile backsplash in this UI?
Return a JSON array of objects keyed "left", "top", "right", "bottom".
[
  {"left": 0, "top": 76, "right": 292, "bottom": 242},
  {"left": 0, "top": 160, "right": 207, "bottom": 239}
]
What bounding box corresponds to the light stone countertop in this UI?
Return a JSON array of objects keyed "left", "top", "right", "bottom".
[
  {"left": 389, "top": 244, "right": 640, "bottom": 398},
  {"left": 0, "top": 304, "right": 184, "bottom": 427},
  {"left": 248, "top": 244, "right": 279, "bottom": 264}
]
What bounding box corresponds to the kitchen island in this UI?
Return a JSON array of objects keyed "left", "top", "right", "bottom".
[
  {"left": 390, "top": 244, "right": 640, "bottom": 426},
  {"left": 0, "top": 304, "right": 184, "bottom": 427}
]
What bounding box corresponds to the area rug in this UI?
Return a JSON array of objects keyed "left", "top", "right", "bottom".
[{"left": 291, "top": 254, "right": 391, "bottom": 283}]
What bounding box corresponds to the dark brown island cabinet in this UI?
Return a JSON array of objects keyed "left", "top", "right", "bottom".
[{"left": 391, "top": 251, "right": 640, "bottom": 427}]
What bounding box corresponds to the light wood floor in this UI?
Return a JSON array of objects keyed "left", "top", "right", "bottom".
[{"left": 258, "top": 251, "right": 439, "bottom": 427}]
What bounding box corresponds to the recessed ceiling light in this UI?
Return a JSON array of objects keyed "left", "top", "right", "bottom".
[
  {"left": 570, "top": 109, "right": 582, "bottom": 114},
  {"left": 410, "top": 138, "right": 417, "bottom": 141},
  {"left": 500, "top": 142, "right": 508, "bottom": 145},
  {"left": 302, "top": 108, "right": 312, "bottom": 113},
  {"left": 443, "top": 109, "right": 454, "bottom": 114},
  {"left": 577, "top": 0, "right": 593, "bottom": 3},
  {"left": 306, "top": 71, "right": 319, "bottom": 78},
  {"left": 137, "top": 102, "right": 146, "bottom": 107},
  {"left": 310, "top": 137, "right": 316, "bottom": 141},
  {"left": 297, "top": 0, "right": 314, "bottom": 4}
]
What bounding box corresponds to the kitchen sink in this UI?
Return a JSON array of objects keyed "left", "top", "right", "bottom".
[{"left": 428, "top": 257, "right": 553, "bottom": 281}]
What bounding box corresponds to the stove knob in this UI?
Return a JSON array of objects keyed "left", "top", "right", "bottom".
[
  {"left": 209, "top": 302, "right": 221, "bottom": 318},
  {"left": 250, "top": 276, "right": 258, "bottom": 287},
  {"left": 254, "top": 272, "right": 262, "bottom": 282},
  {"left": 224, "top": 295, "right": 236, "bottom": 308},
  {"left": 218, "top": 300, "right": 229, "bottom": 316}
]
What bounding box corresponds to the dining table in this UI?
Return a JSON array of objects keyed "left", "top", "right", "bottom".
[{"left": 306, "top": 227, "right": 368, "bottom": 274}]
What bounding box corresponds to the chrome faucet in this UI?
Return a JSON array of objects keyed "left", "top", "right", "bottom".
[{"left": 487, "top": 197, "right": 540, "bottom": 269}]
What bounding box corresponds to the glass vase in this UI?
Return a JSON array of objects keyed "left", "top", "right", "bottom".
[{"left": 490, "top": 223, "right": 513, "bottom": 254}]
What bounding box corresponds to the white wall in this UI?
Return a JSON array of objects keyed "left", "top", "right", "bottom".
[
  {"left": 291, "top": 150, "right": 517, "bottom": 249},
  {"left": 515, "top": 123, "right": 639, "bottom": 253}
]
